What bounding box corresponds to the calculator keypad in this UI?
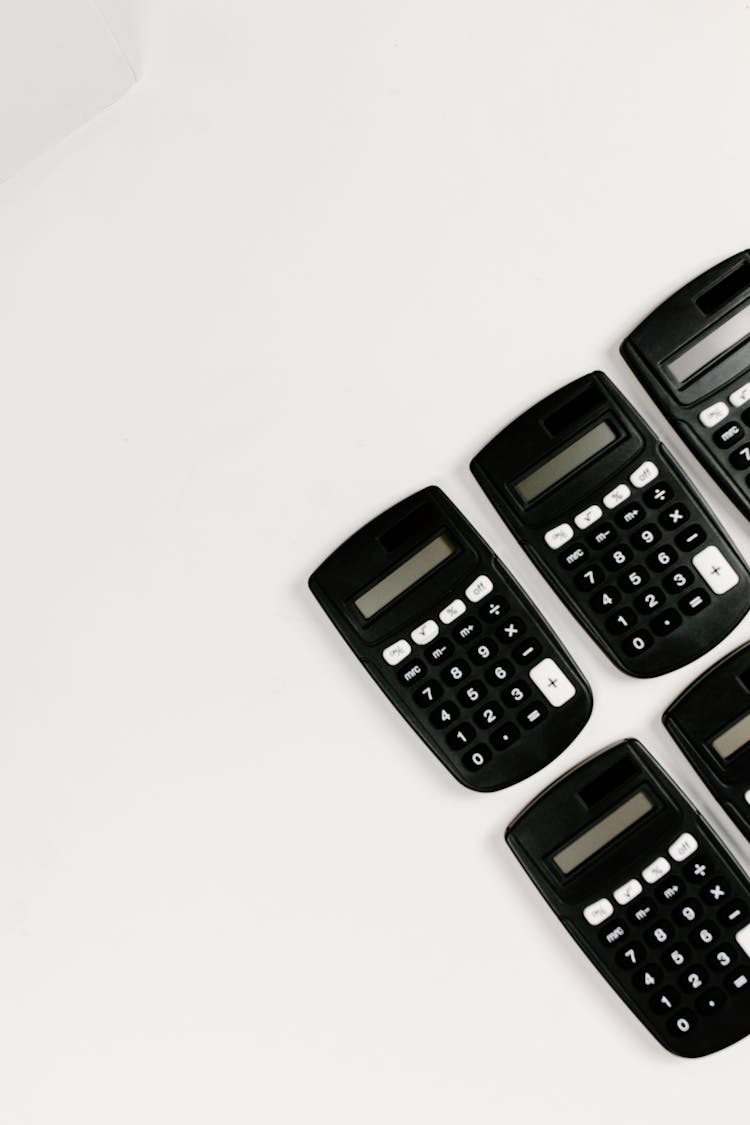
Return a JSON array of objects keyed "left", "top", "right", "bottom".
[
  {"left": 583, "top": 831, "right": 750, "bottom": 1046},
  {"left": 381, "top": 571, "right": 579, "bottom": 780},
  {"left": 544, "top": 460, "right": 740, "bottom": 665}
]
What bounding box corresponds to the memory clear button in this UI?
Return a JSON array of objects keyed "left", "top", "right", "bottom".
[
  {"left": 574, "top": 504, "right": 603, "bottom": 530},
  {"left": 603, "top": 483, "right": 631, "bottom": 510},
  {"left": 614, "top": 878, "right": 642, "bottom": 906},
  {"left": 544, "top": 523, "right": 574, "bottom": 550},
  {"left": 693, "top": 545, "right": 739, "bottom": 595},
  {"left": 410, "top": 619, "right": 439, "bottom": 645},
  {"left": 668, "top": 833, "right": 698, "bottom": 862},
  {"left": 698, "top": 401, "right": 730, "bottom": 428},
  {"left": 383, "top": 639, "right": 411, "bottom": 666},
  {"left": 466, "top": 575, "right": 494, "bottom": 603},
  {"left": 583, "top": 898, "right": 614, "bottom": 926},
  {"left": 736, "top": 923, "right": 750, "bottom": 958},
  {"left": 730, "top": 382, "right": 750, "bottom": 408},
  {"left": 642, "top": 856, "right": 671, "bottom": 884},
  {"left": 630, "top": 461, "right": 659, "bottom": 488},
  {"left": 529, "top": 658, "right": 576, "bottom": 707},
  {"left": 439, "top": 599, "right": 466, "bottom": 625}
]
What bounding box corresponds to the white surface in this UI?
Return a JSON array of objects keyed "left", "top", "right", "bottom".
[
  {"left": 5, "top": 1, "right": 750, "bottom": 1121},
  {"left": 0, "top": 0, "right": 133, "bottom": 183}
]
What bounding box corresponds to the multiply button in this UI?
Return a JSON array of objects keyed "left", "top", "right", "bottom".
[
  {"left": 466, "top": 575, "right": 493, "bottom": 603},
  {"left": 583, "top": 898, "right": 614, "bottom": 926},
  {"left": 669, "top": 833, "right": 699, "bottom": 862}
]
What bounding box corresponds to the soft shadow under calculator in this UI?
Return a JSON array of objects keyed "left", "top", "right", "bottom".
[
  {"left": 622, "top": 250, "right": 750, "bottom": 522},
  {"left": 506, "top": 739, "right": 750, "bottom": 1057},
  {"left": 471, "top": 371, "right": 750, "bottom": 677},
  {"left": 309, "top": 487, "right": 592, "bottom": 792},
  {"left": 665, "top": 641, "right": 750, "bottom": 843}
]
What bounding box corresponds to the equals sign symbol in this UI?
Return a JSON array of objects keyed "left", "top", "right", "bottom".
[{"left": 688, "top": 595, "right": 703, "bottom": 608}]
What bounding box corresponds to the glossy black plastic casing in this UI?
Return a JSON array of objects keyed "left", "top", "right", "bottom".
[
  {"left": 665, "top": 642, "right": 750, "bottom": 842},
  {"left": 470, "top": 371, "right": 750, "bottom": 677},
  {"left": 308, "top": 486, "right": 592, "bottom": 792},
  {"left": 506, "top": 739, "right": 750, "bottom": 1058},
  {"left": 622, "top": 250, "right": 750, "bottom": 521}
]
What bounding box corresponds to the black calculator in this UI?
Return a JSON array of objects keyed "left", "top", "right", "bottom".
[
  {"left": 622, "top": 250, "right": 750, "bottom": 522},
  {"left": 506, "top": 739, "right": 750, "bottom": 1057},
  {"left": 665, "top": 642, "right": 750, "bottom": 843},
  {"left": 308, "top": 487, "right": 592, "bottom": 792},
  {"left": 470, "top": 371, "right": 750, "bottom": 677}
]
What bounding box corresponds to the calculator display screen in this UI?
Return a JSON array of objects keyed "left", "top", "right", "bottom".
[
  {"left": 514, "top": 421, "right": 617, "bottom": 504},
  {"left": 666, "top": 302, "right": 750, "bottom": 384},
  {"left": 354, "top": 533, "right": 457, "bottom": 619},
  {"left": 552, "top": 791, "right": 654, "bottom": 874},
  {"left": 712, "top": 712, "right": 750, "bottom": 761}
]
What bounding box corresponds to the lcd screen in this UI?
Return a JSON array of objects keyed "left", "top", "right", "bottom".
[
  {"left": 354, "top": 533, "right": 456, "bottom": 619},
  {"left": 514, "top": 420, "right": 617, "bottom": 504},
  {"left": 712, "top": 712, "right": 750, "bottom": 761},
  {"left": 667, "top": 302, "right": 750, "bottom": 384},
  {"left": 553, "top": 791, "right": 654, "bottom": 875}
]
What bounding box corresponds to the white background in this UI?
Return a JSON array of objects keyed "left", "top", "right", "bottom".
[{"left": 2, "top": 1, "right": 750, "bottom": 1121}]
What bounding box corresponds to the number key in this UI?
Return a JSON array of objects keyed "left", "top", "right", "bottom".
[
  {"left": 486, "top": 659, "right": 514, "bottom": 685},
  {"left": 574, "top": 565, "right": 605, "bottom": 591},
  {"left": 631, "top": 524, "right": 661, "bottom": 550},
  {"left": 469, "top": 638, "right": 497, "bottom": 665},
  {"left": 635, "top": 587, "right": 664, "bottom": 615},
  {"left": 430, "top": 702, "right": 460, "bottom": 729},
  {"left": 591, "top": 587, "right": 620, "bottom": 613},
  {"left": 475, "top": 704, "right": 501, "bottom": 729},
  {"left": 623, "top": 630, "right": 654, "bottom": 658},
  {"left": 616, "top": 942, "right": 645, "bottom": 969},
  {"left": 730, "top": 444, "right": 750, "bottom": 470},
  {"left": 711, "top": 945, "right": 737, "bottom": 970},
  {"left": 649, "top": 545, "right": 678, "bottom": 572},
  {"left": 606, "top": 608, "right": 637, "bottom": 635},
  {"left": 502, "top": 681, "right": 530, "bottom": 707},
  {"left": 645, "top": 922, "right": 673, "bottom": 947},
  {"left": 458, "top": 680, "right": 486, "bottom": 706},
  {"left": 619, "top": 565, "right": 648, "bottom": 591},
  {"left": 662, "top": 943, "right": 689, "bottom": 969},
  {"left": 673, "top": 899, "right": 701, "bottom": 926},
  {"left": 462, "top": 746, "right": 490, "bottom": 772},
  {"left": 446, "top": 723, "right": 476, "bottom": 751},
  {"left": 690, "top": 924, "right": 718, "bottom": 949},
  {"left": 664, "top": 567, "right": 693, "bottom": 595},
  {"left": 603, "top": 546, "right": 632, "bottom": 571},
  {"left": 650, "top": 986, "right": 680, "bottom": 1014},
  {"left": 441, "top": 659, "right": 470, "bottom": 685},
  {"left": 413, "top": 680, "right": 443, "bottom": 708},
  {"left": 680, "top": 966, "right": 707, "bottom": 993},
  {"left": 633, "top": 965, "right": 662, "bottom": 991}
]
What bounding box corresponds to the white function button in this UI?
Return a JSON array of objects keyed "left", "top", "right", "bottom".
[
  {"left": 745, "top": 789, "right": 750, "bottom": 807},
  {"left": 465, "top": 575, "right": 494, "bottom": 603},
  {"left": 439, "top": 599, "right": 466, "bottom": 625},
  {"left": 544, "top": 523, "right": 574, "bottom": 550},
  {"left": 603, "top": 483, "right": 631, "bottom": 510},
  {"left": 529, "top": 658, "right": 576, "bottom": 707},
  {"left": 736, "top": 924, "right": 750, "bottom": 958},
  {"left": 613, "top": 878, "right": 643, "bottom": 906},
  {"left": 642, "top": 856, "right": 671, "bottom": 884},
  {"left": 698, "top": 401, "right": 730, "bottom": 428},
  {"left": 574, "top": 504, "right": 603, "bottom": 530},
  {"left": 693, "top": 545, "right": 739, "bottom": 595},
  {"left": 730, "top": 382, "right": 750, "bottom": 408},
  {"left": 410, "top": 619, "right": 438, "bottom": 645},
  {"left": 583, "top": 898, "right": 614, "bottom": 927},
  {"left": 382, "top": 639, "right": 411, "bottom": 666},
  {"left": 668, "top": 832, "right": 699, "bottom": 863},
  {"left": 629, "top": 460, "right": 659, "bottom": 489}
]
